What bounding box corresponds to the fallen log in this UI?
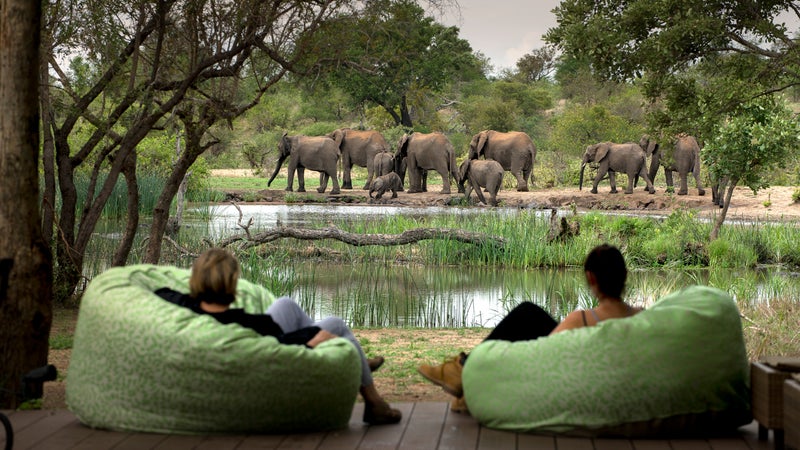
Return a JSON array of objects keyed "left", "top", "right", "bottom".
[{"left": 217, "top": 225, "right": 505, "bottom": 249}]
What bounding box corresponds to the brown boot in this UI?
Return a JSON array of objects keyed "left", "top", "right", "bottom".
[
  {"left": 363, "top": 401, "right": 402, "bottom": 425},
  {"left": 417, "top": 354, "right": 463, "bottom": 397},
  {"left": 367, "top": 356, "right": 385, "bottom": 372},
  {"left": 450, "top": 395, "right": 469, "bottom": 414}
]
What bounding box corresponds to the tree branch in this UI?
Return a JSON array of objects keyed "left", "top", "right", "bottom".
[{"left": 216, "top": 225, "right": 505, "bottom": 250}]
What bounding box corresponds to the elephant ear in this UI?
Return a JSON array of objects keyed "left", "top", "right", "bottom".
[
  {"left": 459, "top": 159, "right": 471, "bottom": 181},
  {"left": 330, "top": 129, "right": 344, "bottom": 148},
  {"left": 397, "top": 134, "right": 409, "bottom": 155},
  {"left": 476, "top": 131, "right": 489, "bottom": 156},
  {"left": 596, "top": 143, "right": 610, "bottom": 162}
]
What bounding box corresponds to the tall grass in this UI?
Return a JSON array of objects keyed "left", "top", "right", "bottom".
[{"left": 70, "top": 171, "right": 166, "bottom": 219}]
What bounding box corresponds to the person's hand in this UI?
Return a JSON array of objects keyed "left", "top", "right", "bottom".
[{"left": 306, "top": 330, "right": 337, "bottom": 348}]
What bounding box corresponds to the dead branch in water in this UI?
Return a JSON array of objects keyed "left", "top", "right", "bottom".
[{"left": 216, "top": 225, "right": 505, "bottom": 250}]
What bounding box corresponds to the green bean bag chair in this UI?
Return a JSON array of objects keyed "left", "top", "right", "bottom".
[
  {"left": 66, "top": 264, "right": 361, "bottom": 434},
  {"left": 462, "top": 285, "right": 752, "bottom": 437}
]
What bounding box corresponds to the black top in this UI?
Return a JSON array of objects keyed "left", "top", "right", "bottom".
[{"left": 154, "top": 287, "right": 321, "bottom": 346}]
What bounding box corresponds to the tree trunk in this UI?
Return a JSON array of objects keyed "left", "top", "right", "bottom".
[
  {"left": 112, "top": 152, "right": 139, "bottom": 266},
  {"left": 144, "top": 126, "right": 204, "bottom": 264},
  {"left": 709, "top": 177, "right": 738, "bottom": 241},
  {"left": 40, "top": 38, "right": 56, "bottom": 246},
  {"left": 400, "top": 94, "right": 413, "bottom": 128},
  {"left": 0, "top": 0, "right": 53, "bottom": 408}
]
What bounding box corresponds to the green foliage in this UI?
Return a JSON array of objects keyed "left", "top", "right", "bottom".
[
  {"left": 311, "top": 0, "right": 483, "bottom": 127},
  {"left": 708, "top": 239, "right": 758, "bottom": 268},
  {"left": 297, "top": 122, "right": 338, "bottom": 137},
  {"left": 793, "top": 188, "right": 800, "bottom": 204},
  {"left": 546, "top": 104, "right": 639, "bottom": 158},
  {"left": 703, "top": 97, "right": 800, "bottom": 194}
]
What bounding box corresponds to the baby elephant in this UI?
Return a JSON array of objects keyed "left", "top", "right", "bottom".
[
  {"left": 458, "top": 159, "right": 504, "bottom": 206},
  {"left": 369, "top": 172, "right": 402, "bottom": 199}
]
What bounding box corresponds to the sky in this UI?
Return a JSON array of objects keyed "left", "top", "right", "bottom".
[{"left": 439, "top": 0, "right": 562, "bottom": 73}]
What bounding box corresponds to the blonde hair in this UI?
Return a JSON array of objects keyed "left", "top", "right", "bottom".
[{"left": 189, "top": 248, "right": 240, "bottom": 304}]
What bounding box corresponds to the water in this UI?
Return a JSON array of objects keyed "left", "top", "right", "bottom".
[{"left": 86, "top": 203, "right": 800, "bottom": 328}]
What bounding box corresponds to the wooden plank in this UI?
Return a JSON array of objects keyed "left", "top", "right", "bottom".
[
  {"left": 666, "top": 439, "right": 710, "bottom": 449},
  {"left": 595, "top": 438, "right": 633, "bottom": 449},
  {"left": 707, "top": 436, "right": 751, "bottom": 450},
  {"left": 276, "top": 431, "right": 326, "bottom": 449},
  {"left": 399, "top": 402, "right": 448, "bottom": 449},
  {"left": 3, "top": 409, "right": 54, "bottom": 433},
  {"left": 12, "top": 410, "right": 79, "bottom": 450},
  {"left": 476, "top": 426, "right": 517, "bottom": 450},
  {"left": 357, "top": 402, "right": 414, "bottom": 450},
  {"left": 152, "top": 434, "right": 208, "bottom": 450},
  {"left": 109, "top": 432, "right": 170, "bottom": 450},
  {"left": 554, "top": 436, "right": 595, "bottom": 450},
  {"left": 194, "top": 434, "right": 247, "bottom": 450},
  {"left": 438, "top": 409, "right": 479, "bottom": 450},
  {"left": 629, "top": 439, "right": 672, "bottom": 450},
  {"left": 234, "top": 434, "right": 289, "bottom": 449},
  {"left": 318, "top": 402, "right": 367, "bottom": 450},
  {"left": 517, "top": 433, "right": 556, "bottom": 450},
  {"left": 32, "top": 418, "right": 95, "bottom": 450},
  {"left": 68, "top": 429, "right": 132, "bottom": 450},
  {"left": 736, "top": 421, "right": 774, "bottom": 450}
]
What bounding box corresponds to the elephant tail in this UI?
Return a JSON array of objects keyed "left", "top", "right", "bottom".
[{"left": 449, "top": 146, "right": 458, "bottom": 185}]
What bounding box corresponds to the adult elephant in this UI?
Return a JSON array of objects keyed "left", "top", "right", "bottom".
[
  {"left": 267, "top": 133, "right": 340, "bottom": 195},
  {"left": 468, "top": 130, "right": 536, "bottom": 192},
  {"left": 394, "top": 132, "right": 457, "bottom": 194},
  {"left": 580, "top": 142, "right": 655, "bottom": 194},
  {"left": 641, "top": 135, "right": 706, "bottom": 196},
  {"left": 328, "top": 128, "right": 390, "bottom": 190},
  {"left": 457, "top": 159, "right": 504, "bottom": 206},
  {"left": 372, "top": 152, "right": 395, "bottom": 178}
]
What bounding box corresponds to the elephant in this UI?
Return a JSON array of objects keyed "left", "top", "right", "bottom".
[
  {"left": 328, "top": 128, "right": 390, "bottom": 190},
  {"left": 641, "top": 135, "right": 706, "bottom": 196},
  {"left": 711, "top": 175, "right": 730, "bottom": 208},
  {"left": 372, "top": 152, "right": 395, "bottom": 178},
  {"left": 394, "top": 132, "right": 457, "bottom": 194},
  {"left": 267, "top": 133, "right": 340, "bottom": 195},
  {"left": 468, "top": 130, "right": 536, "bottom": 192},
  {"left": 457, "top": 159, "right": 504, "bottom": 206},
  {"left": 580, "top": 142, "right": 655, "bottom": 195},
  {"left": 369, "top": 172, "right": 403, "bottom": 199}
]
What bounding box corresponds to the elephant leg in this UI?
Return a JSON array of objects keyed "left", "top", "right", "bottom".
[
  {"left": 678, "top": 171, "right": 689, "bottom": 195},
  {"left": 665, "top": 170, "right": 675, "bottom": 193},
  {"left": 514, "top": 170, "right": 528, "bottom": 192},
  {"left": 637, "top": 166, "right": 656, "bottom": 194},
  {"left": 469, "top": 176, "right": 486, "bottom": 204},
  {"left": 694, "top": 169, "right": 706, "bottom": 196},
  {"left": 342, "top": 155, "right": 353, "bottom": 190},
  {"left": 608, "top": 172, "right": 618, "bottom": 194},
  {"left": 317, "top": 171, "right": 329, "bottom": 194},
  {"left": 407, "top": 160, "right": 422, "bottom": 193},
  {"left": 363, "top": 160, "right": 374, "bottom": 191},
  {"left": 438, "top": 168, "right": 451, "bottom": 194},
  {"left": 328, "top": 170, "right": 340, "bottom": 195},
  {"left": 296, "top": 167, "right": 306, "bottom": 192},
  {"left": 591, "top": 170, "right": 603, "bottom": 194},
  {"left": 421, "top": 169, "right": 428, "bottom": 192},
  {"left": 624, "top": 171, "right": 636, "bottom": 194},
  {"left": 285, "top": 164, "right": 296, "bottom": 192}
]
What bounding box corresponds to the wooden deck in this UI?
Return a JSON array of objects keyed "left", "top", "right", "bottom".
[{"left": 2, "top": 403, "right": 776, "bottom": 450}]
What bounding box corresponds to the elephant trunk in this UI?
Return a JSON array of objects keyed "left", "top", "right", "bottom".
[
  {"left": 579, "top": 162, "right": 586, "bottom": 190},
  {"left": 648, "top": 149, "right": 660, "bottom": 183},
  {"left": 267, "top": 153, "right": 287, "bottom": 187}
]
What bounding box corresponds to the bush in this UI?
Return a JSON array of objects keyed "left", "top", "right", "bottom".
[
  {"left": 793, "top": 188, "right": 800, "bottom": 204},
  {"left": 708, "top": 239, "right": 758, "bottom": 268}
]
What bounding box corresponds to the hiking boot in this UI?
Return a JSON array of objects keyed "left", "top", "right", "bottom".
[
  {"left": 363, "top": 401, "right": 402, "bottom": 425},
  {"left": 450, "top": 395, "right": 469, "bottom": 414},
  {"left": 367, "top": 356, "right": 385, "bottom": 372},
  {"left": 417, "top": 354, "right": 463, "bottom": 397}
]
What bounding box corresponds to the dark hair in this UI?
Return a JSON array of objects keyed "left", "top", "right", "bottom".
[{"left": 583, "top": 244, "right": 627, "bottom": 299}]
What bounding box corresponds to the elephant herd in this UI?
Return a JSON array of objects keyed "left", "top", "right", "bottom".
[
  {"left": 267, "top": 128, "right": 710, "bottom": 207},
  {"left": 267, "top": 128, "right": 536, "bottom": 206},
  {"left": 579, "top": 134, "right": 706, "bottom": 198}
]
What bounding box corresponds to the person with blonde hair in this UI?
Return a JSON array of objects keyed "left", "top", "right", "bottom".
[{"left": 157, "top": 248, "right": 401, "bottom": 425}]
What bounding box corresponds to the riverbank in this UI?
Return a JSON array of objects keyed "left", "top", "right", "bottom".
[{"left": 211, "top": 169, "right": 800, "bottom": 223}]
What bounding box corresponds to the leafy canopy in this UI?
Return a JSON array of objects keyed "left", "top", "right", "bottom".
[{"left": 545, "top": 0, "right": 800, "bottom": 134}]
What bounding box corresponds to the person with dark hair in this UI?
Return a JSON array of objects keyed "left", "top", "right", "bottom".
[
  {"left": 156, "top": 248, "right": 401, "bottom": 425},
  {"left": 417, "top": 243, "right": 641, "bottom": 412}
]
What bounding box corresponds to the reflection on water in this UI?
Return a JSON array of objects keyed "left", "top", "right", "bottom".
[
  {"left": 264, "top": 262, "right": 800, "bottom": 328},
  {"left": 86, "top": 204, "right": 800, "bottom": 328},
  {"left": 196, "top": 203, "right": 530, "bottom": 237}
]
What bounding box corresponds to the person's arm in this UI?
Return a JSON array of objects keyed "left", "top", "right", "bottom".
[
  {"left": 549, "top": 310, "right": 586, "bottom": 335},
  {"left": 305, "top": 329, "right": 338, "bottom": 348}
]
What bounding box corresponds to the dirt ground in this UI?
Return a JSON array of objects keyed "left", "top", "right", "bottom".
[
  {"left": 214, "top": 166, "right": 799, "bottom": 222},
  {"left": 40, "top": 174, "right": 798, "bottom": 410}
]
